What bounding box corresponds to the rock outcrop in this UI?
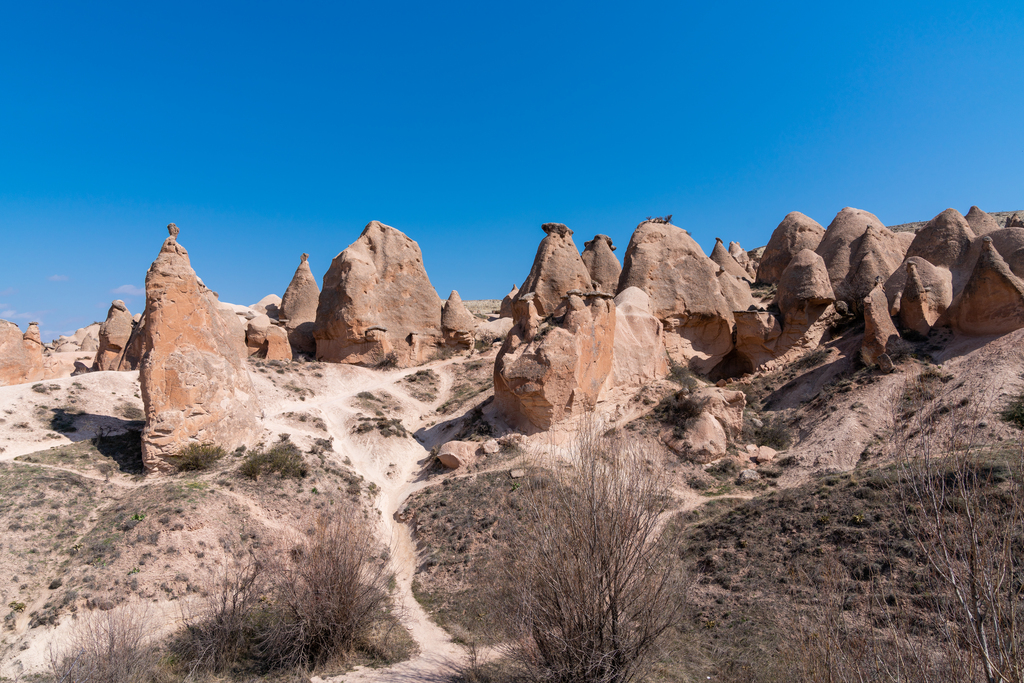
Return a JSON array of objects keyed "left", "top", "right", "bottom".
[
  {"left": 711, "top": 237, "right": 751, "bottom": 281},
  {"left": 279, "top": 253, "right": 321, "bottom": 354},
  {"left": 776, "top": 250, "right": 835, "bottom": 329},
  {"left": 249, "top": 294, "right": 281, "bottom": 320},
  {"left": 756, "top": 212, "right": 825, "bottom": 284},
  {"left": 314, "top": 221, "right": 443, "bottom": 367},
  {"left": 1007, "top": 214, "right": 1024, "bottom": 229},
  {"left": 494, "top": 291, "right": 615, "bottom": 432},
  {"left": 965, "top": 206, "right": 1000, "bottom": 235},
  {"left": 245, "top": 315, "right": 292, "bottom": 360},
  {"left": 905, "top": 209, "right": 976, "bottom": 290},
  {"left": 93, "top": 301, "right": 134, "bottom": 371},
  {"left": 498, "top": 284, "right": 518, "bottom": 319},
  {"left": 0, "top": 321, "right": 44, "bottom": 387},
  {"left": 611, "top": 288, "right": 668, "bottom": 388},
  {"left": 942, "top": 237, "right": 1024, "bottom": 335},
  {"left": 441, "top": 290, "right": 478, "bottom": 349},
  {"left": 514, "top": 223, "right": 593, "bottom": 316},
  {"left": 884, "top": 257, "right": 952, "bottom": 336},
  {"left": 581, "top": 234, "right": 621, "bottom": 293},
  {"left": 437, "top": 441, "right": 478, "bottom": 469},
  {"left": 861, "top": 278, "right": 900, "bottom": 366},
  {"left": 816, "top": 208, "right": 907, "bottom": 308},
  {"left": 617, "top": 219, "right": 734, "bottom": 372},
  {"left": 140, "top": 224, "right": 261, "bottom": 473}
]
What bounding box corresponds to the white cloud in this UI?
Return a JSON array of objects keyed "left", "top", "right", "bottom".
[
  {"left": 111, "top": 284, "right": 145, "bottom": 297},
  {"left": 48, "top": 275, "right": 69, "bottom": 282}
]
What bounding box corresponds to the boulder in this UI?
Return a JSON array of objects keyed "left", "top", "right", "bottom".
[
  {"left": 0, "top": 321, "right": 44, "bottom": 386},
  {"left": 264, "top": 325, "right": 292, "bottom": 361},
  {"left": 617, "top": 219, "right": 734, "bottom": 373},
  {"left": 93, "top": 300, "right": 134, "bottom": 371},
  {"left": 437, "top": 441, "right": 479, "bottom": 469},
  {"left": 816, "top": 208, "right": 906, "bottom": 308},
  {"left": 942, "top": 236, "right": 1024, "bottom": 335},
  {"left": 441, "top": 290, "right": 478, "bottom": 349},
  {"left": 711, "top": 237, "right": 751, "bottom": 281},
  {"left": 732, "top": 310, "right": 783, "bottom": 371},
  {"left": 249, "top": 294, "right": 281, "bottom": 320},
  {"left": 662, "top": 412, "right": 727, "bottom": 463},
  {"left": 140, "top": 224, "right": 261, "bottom": 473},
  {"left": 884, "top": 258, "right": 952, "bottom": 336},
  {"left": 611, "top": 287, "right": 668, "bottom": 388},
  {"left": 753, "top": 446, "right": 777, "bottom": 464},
  {"left": 498, "top": 284, "right": 518, "bottom": 319},
  {"left": 581, "top": 234, "right": 621, "bottom": 293},
  {"left": 494, "top": 291, "right": 615, "bottom": 432},
  {"left": 279, "top": 253, "right": 321, "bottom": 354},
  {"left": 245, "top": 315, "right": 273, "bottom": 356},
  {"left": 514, "top": 223, "right": 593, "bottom": 315},
  {"left": 756, "top": 212, "right": 825, "bottom": 284},
  {"left": 314, "top": 221, "right": 443, "bottom": 367},
  {"left": 738, "top": 469, "right": 761, "bottom": 484},
  {"left": 693, "top": 387, "right": 746, "bottom": 439},
  {"left": 965, "top": 206, "right": 1000, "bottom": 235},
  {"left": 861, "top": 278, "right": 901, "bottom": 366}
]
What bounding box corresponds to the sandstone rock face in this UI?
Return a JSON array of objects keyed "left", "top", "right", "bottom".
[
  {"left": 662, "top": 412, "right": 727, "bottom": 463},
  {"left": 279, "top": 253, "right": 321, "bottom": 355},
  {"left": 494, "top": 292, "right": 615, "bottom": 432},
  {"left": 1007, "top": 214, "right": 1024, "bottom": 229},
  {"left": 884, "top": 257, "right": 953, "bottom": 336},
  {"left": 611, "top": 287, "right": 668, "bottom": 388},
  {"left": 816, "top": 208, "right": 906, "bottom": 308},
  {"left": 943, "top": 237, "right": 1024, "bottom": 335},
  {"left": 694, "top": 387, "right": 745, "bottom": 439},
  {"left": 477, "top": 316, "right": 514, "bottom": 343},
  {"left": 437, "top": 441, "right": 478, "bottom": 469},
  {"left": 441, "top": 290, "right": 478, "bottom": 349},
  {"left": 263, "top": 325, "right": 292, "bottom": 361},
  {"left": 140, "top": 224, "right": 261, "bottom": 473},
  {"left": 498, "top": 284, "right": 518, "bottom": 319},
  {"left": 249, "top": 294, "right": 281, "bottom": 320},
  {"left": 965, "top": 206, "right": 1000, "bottom": 235},
  {"left": 581, "top": 234, "right": 621, "bottom": 293},
  {"left": 0, "top": 321, "right": 44, "bottom": 387},
  {"left": 776, "top": 250, "right": 835, "bottom": 328},
  {"left": 906, "top": 209, "right": 976, "bottom": 289},
  {"left": 314, "top": 221, "right": 443, "bottom": 367},
  {"left": 717, "top": 271, "right": 755, "bottom": 313},
  {"left": 245, "top": 315, "right": 292, "bottom": 359},
  {"left": 711, "top": 237, "right": 751, "bottom": 281},
  {"left": 515, "top": 223, "right": 593, "bottom": 316},
  {"left": 986, "top": 228, "right": 1024, "bottom": 279},
  {"left": 245, "top": 315, "right": 272, "bottom": 356},
  {"left": 93, "top": 300, "right": 134, "bottom": 371},
  {"left": 756, "top": 212, "right": 825, "bottom": 284},
  {"left": 861, "top": 278, "right": 900, "bottom": 366},
  {"left": 617, "top": 220, "right": 734, "bottom": 373},
  {"left": 732, "top": 310, "right": 783, "bottom": 371}
]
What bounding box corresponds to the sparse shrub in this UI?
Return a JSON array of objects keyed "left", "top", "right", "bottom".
[
  {"left": 117, "top": 402, "right": 144, "bottom": 421},
  {"left": 372, "top": 351, "right": 399, "bottom": 370},
  {"left": 754, "top": 414, "right": 792, "bottom": 450},
  {"left": 668, "top": 362, "right": 701, "bottom": 390},
  {"left": 793, "top": 347, "right": 829, "bottom": 370},
  {"left": 50, "top": 407, "right": 79, "bottom": 433},
  {"left": 239, "top": 441, "right": 308, "bottom": 480},
  {"left": 49, "top": 603, "right": 159, "bottom": 683},
  {"left": 174, "top": 443, "right": 226, "bottom": 472},
  {"left": 654, "top": 391, "right": 707, "bottom": 437},
  {"left": 1002, "top": 391, "right": 1024, "bottom": 429}
]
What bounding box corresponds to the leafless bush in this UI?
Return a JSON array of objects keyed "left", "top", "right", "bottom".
[
  {"left": 497, "top": 427, "right": 688, "bottom": 683},
  {"left": 50, "top": 603, "right": 159, "bottom": 683}
]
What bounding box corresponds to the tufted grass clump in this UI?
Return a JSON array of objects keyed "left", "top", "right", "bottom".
[
  {"left": 1002, "top": 391, "right": 1024, "bottom": 429},
  {"left": 175, "top": 443, "right": 226, "bottom": 472},
  {"left": 239, "top": 440, "right": 308, "bottom": 480}
]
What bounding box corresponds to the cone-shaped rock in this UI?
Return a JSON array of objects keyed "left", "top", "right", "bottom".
[
  {"left": 861, "top": 278, "right": 900, "bottom": 366},
  {"left": 314, "top": 221, "right": 443, "bottom": 367},
  {"left": 514, "top": 223, "right": 592, "bottom": 316},
  {"left": 1007, "top": 214, "right": 1024, "bottom": 229},
  {"left": 884, "top": 256, "right": 952, "bottom": 336},
  {"left": 776, "top": 249, "right": 835, "bottom": 329},
  {"left": 617, "top": 219, "right": 734, "bottom": 372},
  {"left": 498, "top": 284, "right": 518, "bottom": 319},
  {"left": 729, "top": 241, "right": 750, "bottom": 267},
  {"left": 93, "top": 300, "right": 134, "bottom": 371},
  {"left": 711, "top": 237, "right": 751, "bottom": 281},
  {"left": 965, "top": 206, "right": 1000, "bottom": 236},
  {"left": 140, "top": 224, "right": 261, "bottom": 473},
  {"left": 441, "top": 290, "right": 478, "bottom": 349},
  {"left": 985, "top": 228, "right": 1024, "bottom": 279},
  {"left": 906, "top": 209, "right": 976, "bottom": 274},
  {"left": 0, "top": 321, "right": 44, "bottom": 386},
  {"left": 279, "top": 253, "right": 321, "bottom": 354},
  {"left": 816, "top": 208, "right": 906, "bottom": 307},
  {"left": 756, "top": 212, "right": 825, "bottom": 284},
  {"left": 581, "top": 234, "right": 621, "bottom": 293},
  {"left": 943, "top": 237, "right": 1024, "bottom": 335}
]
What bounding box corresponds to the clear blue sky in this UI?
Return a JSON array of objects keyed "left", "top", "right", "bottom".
[{"left": 2, "top": 1, "right": 1022, "bottom": 341}]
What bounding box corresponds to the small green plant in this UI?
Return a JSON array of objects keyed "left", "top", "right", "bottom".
[
  {"left": 174, "top": 443, "right": 226, "bottom": 472},
  {"left": 8, "top": 601, "right": 26, "bottom": 613},
  {"left": 239, "top": 441, "right": 308, "bottom": 480},
  {"left": 130, "top": 512, "right": 145, "bottom": 521},
  {"left": 754, "top": 414, "right": 793, "bottom": 450},
  {"left": 128, "top": 567, "right": 140, "bottom": 575}
]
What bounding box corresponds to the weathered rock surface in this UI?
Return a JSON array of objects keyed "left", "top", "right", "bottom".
[
  {"left": 662, "top": 411, "right": 727, "bottom": 463},
  {"left": 441, "top": 290, "right": 478, "bottom": 349},
  {"left": 494, "top": 292, "right": 615, "bottom": 432},
  {"left": 611, "top": 287, "right": 668, "bottom": 388},
  {"left": 581, "top": 234, "right": 621, "bottom": 293},
  {"left": 884, "top": 258, "right": 952, "bottom": 336},
  {"left": 942, "top": 237, "right": 1024, "bottom": 335},
  {"left": 245, "top": 314, "right": 292, "bottom": 359},
  {"left": 695, "top": 387, "right": 746, "bottom": 439},
  {"left": 93, "top": 301, "right": 134, "bottom": 371},
  {"left": 776, "top": 250, "right": 835, "bottom": 328},
  {"left": 249, "top": 294, "right": 281, "bottom": 320},
  {"left": 437, "top": 441, "right": 478, "bottom": 469},
  {"left": 476, "top": 316, "right": 514, "bottom": 343},
  {"left": 0, "top": 321, "right": 44, "bottom": 386},
  {"left": 498, "top": 284, "right": 518, "bottom": 319},
  {"left": 905, "top": 209, "right": 976, "bottom": 289},
  {"left": 756, "top": 212, "right": 825, "bottom": 284},
  {"left": 263, "top": 325, "right": 292, "bottom": 361},
  {"left": 816, "top": 208, "right": 906, "bottom": 307},
  {"left": 617, "top": 219, "right": 734, "bottom": 372},
  {"left": 314, "top": 221, "right": 443, "bottom": 367},
  {"left": 514, "top": 223, "right": 593, "bottom": 316},
  {"left": 965, "top": 206, "right": 1000, "bottom": 235},
  {"left": 711, "top": 237, "right": 751, "bottom": 281},
  {"left": 861, "top": 278, "right": 901, "bottom": 366},
  {"left": 140, "top": 224, "right": 261, "bottom": 473},
  {"left": 279, "top": 253, "right": 321, "bottom": 354},
  {"left": 717, "top": 271, "right": 756, "bottom": 313}
]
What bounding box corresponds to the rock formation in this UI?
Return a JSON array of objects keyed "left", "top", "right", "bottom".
[
  {"left": 245, "top": 315, "right": 293, "bottom": 360},
  {"left": 617, "top": 219, "right": 734, "bottom": 372},
  {"left": 1007, "top": 214, "right": 1024, "bottom": 229},
  {"left": 816, "top": 208, "right": 906, "bottom": 308},
  {"left": 581, "top": 234, "right": 621, "bottom": 293},
  {"left": 942, "top": 237, "right": 1024, "bottom": 335},
  {"left": 711, "top": 237, "right": 751, "bottom": 281},
  {"left": 611, "top": 287, "right": 668, "bottom": 388},
  {"left": 139, "top": 224, "right": 261, "bottom": 473},
  {"left": 660, "top": 388, "right": 746, "bottom": 463},
  {"left": 314, "top": 221, "right": 443, "bottom": 367},
  {"left": 756, "top": 212, "right": 825, "bottom": 284},
  {"left": 776, "top": 250, "right": 835, "bottom": 329},
  {"left": 249, "top": 294, "right": 281, "bottom": 319},
  {"left": 514, "top": 223, "right": 593, "bottom": 316},
  {"left": 93, "top": 300, "right": 134, "bottom": 371},
  {"left": 884, "top": 257, "right": 952, "bottom": 336},
  {"left": 494, "top": 291, "right": 615, "bottom": 432},
  {"left": 441, "top": 290, "right": 478, "bottom": 349},
  {"left": 905, "top": 209, "right": 976, "bottom": 290},
  {"left": 498, "top": 284, "right": 518, "bottom": 319},
  {"left": 0, "top": 321, "right": 44, "bottom": 386},
  {"left": 861, "top": 278, "right": 900, "bottom": 366},
  {"left": 279, "top": 253, "right": 321, "bottom": 354},
  {"left": 965, "top": 206, "right": 1000, "bottom": 235}
]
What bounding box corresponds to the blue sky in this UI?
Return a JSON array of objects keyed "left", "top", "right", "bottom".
[{"left": 1, "top": 1, "right": 1022, "bottom": 341}]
